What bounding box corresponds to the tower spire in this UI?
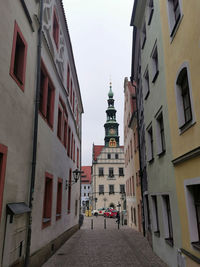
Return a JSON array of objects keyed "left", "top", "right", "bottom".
[{"left": 104, "top": 83, "right": 119, "bottom": 147}]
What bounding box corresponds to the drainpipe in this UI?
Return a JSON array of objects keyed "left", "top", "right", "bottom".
[
  {"left": 24, "top": 0, "right": 43, "bottom": 266},
  {"left": 79, "top": 113, "right": 82, "bottom": 227},
  {"left": 131, "top": 80, "right": 146, "bottom": 237}
]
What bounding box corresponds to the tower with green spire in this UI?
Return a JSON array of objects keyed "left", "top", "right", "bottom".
[{"left": 104, "top": 83, "right": 119, "bottom": 147}]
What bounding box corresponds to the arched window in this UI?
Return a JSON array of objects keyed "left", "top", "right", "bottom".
[{"left": 175, "top": 65, "right": 195, "bottom": 132}]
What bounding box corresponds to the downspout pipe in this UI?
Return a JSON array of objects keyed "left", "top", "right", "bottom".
[{"left": 24, "top": 0, "right": 43, "bottom": 266}]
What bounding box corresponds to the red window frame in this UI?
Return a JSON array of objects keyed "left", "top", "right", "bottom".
[
  {"left": 56, "top": 178, "right": 62, "bottom": 220},
  {"left": 10, "top": 21, "right": 28, "bottom": 91},
  {"left": 70, "top": 80, "right": 73, "bottom": 104},
  {"left": 67, "top": 64, "right": 70, "bottom": 93},
  {"left": 39, "top": 60, "right": 55, "bottom": 129},
  {"left": 63, "top": 116, "right": 68, "bottom": 149},
  {"left": 67, "top": 127, "right": 71, "bottom": 156},
  {"left": 57, "top": 106, "right": 63, "bottom": 140},
  {"left": 73, "top": 140, "right": 75, "bottom": 162},
  {"left": 67, "top": 169, "right": 72, "bottom": 214},
  {"left": 0, "top": 144, "right": 8, "bottom": 221},
  {"left": 53, "top": 9, "right": 59, "bottom": 49},
  {"left": 72, "top": 91, "right": 75, "bottom": 113},
  {"left": 42, "top": 172, "right": 53, "bottom": 228},
  {"left": 71, "top": 133, "right": 74, "bottom": 159}
]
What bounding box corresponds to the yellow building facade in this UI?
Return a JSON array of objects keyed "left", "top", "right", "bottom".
[{"left": 159, "top": 1, "right": 200, "bottom": 265}]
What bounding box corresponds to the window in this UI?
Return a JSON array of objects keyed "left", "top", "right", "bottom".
[
  {"left": 84, "top": 186, "right": 86, "bottom": 189},
  {"left": 167, "top": 0, "right": 182, "bottom": 37},
  {"left": 10, "top": 21, "right": 28, "bottom": 91},
  {"left": 67, "top": 64, "right": 70, "bottom": 92},
  {"left": 57, "top": 107, "right": 62, "bottom": 140},
  {"left": 119, "top": 168, "right": 124, "bottom": 176},
  {"left": 63, "top": 118, "right": 68, "bottom": 148},
  {"left": 88, "top": 186, "right": 90, "bottom": 189},
  {"left": 148, "top": 0, "right": 154, "bottom": 25},
  {"left": 151, "top": 44, "right": 159, "bottom": 83},
  {"left": 147, "top": 125, "right": 154, "bottom": 162},
  {"left": 132, "top": 176, "right": 135, "bottom": 196},
  {"left": 88, "top": 193, "right": 89, "bottom": 196},
  {"left": 53, "top": 9, "right": 59, "bottom": 48},
  {"left": 72, "top": 91, "right": 75, "bottom": 113},
  {"left": 70, "top": 80, "right": 73, "bottom": 104},
  {"left": 176, "top": 67, "right": 193, "bottom": 131},
  {"left": 71, "top": 133, "right": 73, "bottom": 159},
  {"left": 162, "top": 195, "right": 173, "bottom": 245},
  {"left": 120, "top": 184, "right": 125, "bottom": 194},
  {"left": 39, "top": 61, "right": 55, "bottom": 128},
  {"left": 141, "top": 22, "right": 146, "bottom": 49},
  {"left": 99, "top": 167, "right": 104, "bottom": 176},
  {"left": 73, "top": 140, "right": 75, "bottom": 162},
  {"left": 143, "top": 67, "right": 150, "bottom": 99},
  {"left": 151, "top": 195, "right": 160, "bottom": 235},
  {"left": 84, "top": 193, "right": 86, "bottom": 197},
  {"left": 56, "top": 178, "right": 62, "bottom": 220},
  {"left": 109, "top": 168, "right": 114, "bottom": 178},
  {"left": 107, "top": 153, "right": 111, "bottom": 159},
  {"left": 42, "top": 172, "right": 53, "bottom": 228},
  {"left": 115, "top": 153, "right": 118, "bottom": 159},
  {"left": 145, "top": 194, "right": 151, "bottom": 230},
  {"left": 67, "top": 169, "right": 72, "bottom": 214},
  {"left": 156, "top": 112, "right": 166, "bottom": 155},
  {"left": 185, "top": 182, "right": 200, "bottom": 249},
  {"left": 67, "top": 127, "right": 71, "bottom": 156},
  {"left": 109, "top": 185, "right": 114, "bottom": 194},
  {"left": 0, "top": 144, "right": 8, "bottom": 221},
  {"left": 99, "top": 185, "right": 104, "bottom": 195}
]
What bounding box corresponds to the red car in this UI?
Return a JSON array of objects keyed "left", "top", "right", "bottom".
[
  {"left": 109, "top": 209, "right": 118, "bottom": 218},
  {"left": 104, "top": 208, "right": 118, "bottom": 218}
]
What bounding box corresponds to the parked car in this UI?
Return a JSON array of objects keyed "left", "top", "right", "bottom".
[
  {"left": 98, "top": 207, "right": 106, "bottom": 215},
  {"left": 92, "top": 209, "right": 99, "bottom": 216},
  {"left": 104, "top": 208, "right": 112, "bottom": 217},
  {"left": 104, "top": 208, "right": 117, "bottom": 218},
  {"left": 92, "top": 208, "right": 106, "bottom": 216},
  {"left": 109, "top": 209, "right": 118, "bottom": 218}
]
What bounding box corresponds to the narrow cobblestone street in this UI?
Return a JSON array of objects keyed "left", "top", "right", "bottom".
[{"left": 43, "top": 216, "right": 167, "bottom": 267}]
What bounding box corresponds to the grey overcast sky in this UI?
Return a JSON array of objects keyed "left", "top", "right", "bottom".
[{"left": 63, "top": 0, "right": 134, "bottom": 166}]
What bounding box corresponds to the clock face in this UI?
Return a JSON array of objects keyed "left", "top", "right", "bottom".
[{"left": 109, "top": 128, "right": 116, "bottom": 135}]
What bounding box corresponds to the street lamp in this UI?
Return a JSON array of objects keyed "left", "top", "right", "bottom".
[{"left": 65, "top": 168, "right": 83, "bottom": 189}]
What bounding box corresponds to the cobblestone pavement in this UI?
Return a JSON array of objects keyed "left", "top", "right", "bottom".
[{"left": 42, "top": 216, "right": 168, "bottom": 267}]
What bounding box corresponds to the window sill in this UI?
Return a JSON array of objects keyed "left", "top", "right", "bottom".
[
  {"left": 148, "top": 158, "right": 154, "bottom": 164},
  {"left": 10, "top": 71, "right": 25, "bottom": 92},
  {"left": 42, "top": 218, "right": 51, "bottom": 228},
  {"left": 142, "top": 37, "right": 146, "bottom": 50},
  {"left": 109, "top": 193, "right": 115, "bottom": 195},
  {"left": 152, "top": 70, "right": 159, "bottom": 83},
  {"left": 154, "top": 231, "right": 160, "bottom": 237},
  {"left": 148, "top": 9, "right": 154, "bottom": 25},
  {"left": 192, "top": 242, "right": 200, "bottom": 251},
  {"left": 56, "top": 214, "right": 61, "bottom": 220},
  {"left": 158, "top": 150, "right": 166, "bottom": 157},
  {"left": 170, "top": 14, "right": 183, "bottom": 42},
  {"left": 179, "top": 120, "right": 196, "bottom": 135},
  {"left": 144, "top": 90, "right": 150, "bottom": 100},
  {"left": 39, "top": 112, "right": 54, "bottom": 131},
  {"left": 165, "top": 238, "right": 174, "bottom": 247}
]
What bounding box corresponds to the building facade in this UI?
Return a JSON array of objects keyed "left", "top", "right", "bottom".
[
  {"left": 92, "top": 85, "right": 125, "bottom": 211},
  {"left": 159, "top": 1, "right": 200, "bottom": 266},
  {"left": 0, "top": 0, "right": 83, "bottom": 266},
  {"left": 124, "top": 78, "right": 142, "bottom": 232},
  {"left": 130, "top": 1, "right": 182, "bottom": 266},
  {"left": 81, "top": 166, "right": 92, "bottom": 213}
]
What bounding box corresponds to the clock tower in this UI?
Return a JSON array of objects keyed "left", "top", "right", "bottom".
[{"left": 104, "top": 83, "right": 119, "bottom": 147}]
